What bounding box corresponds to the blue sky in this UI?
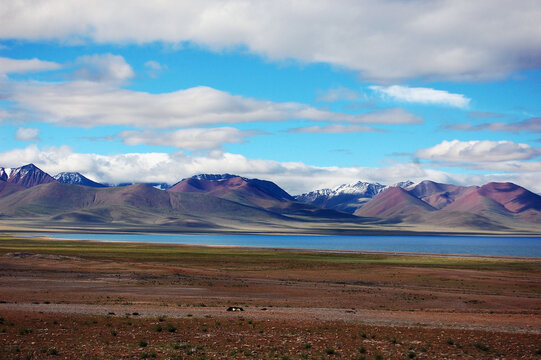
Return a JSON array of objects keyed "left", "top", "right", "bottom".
[{"left": 0, "top": 1, "right": 540, "bottom": 194}]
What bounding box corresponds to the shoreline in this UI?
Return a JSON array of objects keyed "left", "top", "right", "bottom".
[{"left": 10, "top": 233, "right": 541, "bottom": 260}]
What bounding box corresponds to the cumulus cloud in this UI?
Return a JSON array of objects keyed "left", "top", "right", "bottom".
[
  {"left": 73, "top": 54, "right": 135, "bottom": 82},
  {"left": 286, "top": 124, "right": 380, "bottom": 134},
  {"left": 2, "top": 144, "right": 540, "bottom": 193},
  {"left": 5, "top": 81, "right": 423, "bottom": 128},
  {"left": 446, "top": 117, "right": 541, "bottom": 133},
  {"left": 416, "top": 139, "right": 541, "bottom": 163},
  {"left": 119, "top": 127, "right": 263, "bottom": 150},
  {"left": 0, "top": 57, "right": 61, "bottom": 74},
  {"left": 370, "top": 85, "right": 470, "bottom": 108},
  {"left": 3, "top": 1, "right": 540, "bottom": 81},
  {"left": 14, "top": 127, "right": 39, "bottom": 141}
]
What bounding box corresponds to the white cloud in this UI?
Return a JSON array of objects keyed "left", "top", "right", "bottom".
[
  {"left": 119, "top": 127, "right": 262, "bottom": 150},
  {"left": 286, "top": 124, "right": 379, "bottom": 134},
  {"left": 14, "top": 127, "right": 40, "bottom": 141},
  {"left": 416, "top": 139, "right": 541, "bottom": 162},
  {"left": 370, "top": 85, "right": 470, "bottom": 108},
  {"left": 0, "top": 57, "right": 61, "bottom": 74},
  {"left": 316, "top": 87, "right": 360, "bottom": 102},
  {"left": 1, "top": 1, "right": 540, "bottom": 81},
  {"left": 144, "top": 61, "right": 163, "bottom": 71},
  {"left": 144, "top": 60, "right": 166, "bottom": 78},
  {"left": 6, "top": 81, "right": 423, "bottom": 128},
  {"left": 2, "top": 144, "right": 541, "bottom": 194},
  {"left": 74, "top": 54, "right": 134, "bottom": 82}
]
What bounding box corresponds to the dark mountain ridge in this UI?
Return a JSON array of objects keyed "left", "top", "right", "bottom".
[{"left": 54, "top": 172, "right": 107, "bottom": 188}]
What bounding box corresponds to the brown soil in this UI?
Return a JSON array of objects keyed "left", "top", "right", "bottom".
[{"left": 0, "top": 243, "right": 540, "bottom": 359}]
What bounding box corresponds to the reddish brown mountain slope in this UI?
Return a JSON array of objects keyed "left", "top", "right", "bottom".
[
  {"left": 1, "top": 164, "right": 57, "bottom": 188},
  {"left": 168, "top": 175, "right": 294, "bottom": 209},
  {"left": 354, "top": 187, "right": 436, "bottom": 220},
  {"left": 408, "top": 180, "right": 477, "bottom": 209}
]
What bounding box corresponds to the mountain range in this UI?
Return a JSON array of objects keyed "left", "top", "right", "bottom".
[{"left": 0, "top": 163, "right": 540, "bottom": 234}]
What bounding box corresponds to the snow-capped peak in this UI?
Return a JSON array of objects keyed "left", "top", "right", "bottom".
[
  {"left": 295, "top": 180, "right": 387, "bottom": 201},
  {"left": 391, "top": 180, "right": 416, "bottom": 189},
  {"left": 54, "top": 172, "right": 84, "bottom": 183}
]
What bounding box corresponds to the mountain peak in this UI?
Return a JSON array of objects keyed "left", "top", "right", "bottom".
[
  {"left": 54, "top": 172, "right": 107, "bottom": 188},
  {"left": 1, "top": 163, "right": 57, "bottom": 188},
  {"left": 190, "top": 174, "right": 242, "bottom": 181},
  {"left": 295, "top": 180, "right": 388, "bottom": 214}
]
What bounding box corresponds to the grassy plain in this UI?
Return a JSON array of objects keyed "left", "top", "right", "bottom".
[{"left": 0, "top": 234, "right": 540, "bottom": 359}]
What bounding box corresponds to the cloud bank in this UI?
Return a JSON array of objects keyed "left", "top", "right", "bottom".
[
  {"left": 1, "top": 1, "right": 540, "bottom": 81},
  {"left": 1, "top": 144, "right": 541, "bottom": 194},
  {"left": 416, "top": 139, "right": 541, "bottom": 163},
  {"left": 5, "top": 81, "right": 423, "bottom": 128},
  {"left": 0, "top": 57, "right": 61, "bottom": 74}
]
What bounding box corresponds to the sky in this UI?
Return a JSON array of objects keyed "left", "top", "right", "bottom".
[{"left": 0, "top": 0, "right": 540, "bottom": 194}]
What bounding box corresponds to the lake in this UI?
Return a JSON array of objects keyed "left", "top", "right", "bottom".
[{"left": 39, "top": 233, "right": 541, "bottom": 257}]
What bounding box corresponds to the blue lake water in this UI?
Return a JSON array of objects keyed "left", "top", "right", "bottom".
[{"left": 39, "top": 233, "right": 541, "bottom": 257}]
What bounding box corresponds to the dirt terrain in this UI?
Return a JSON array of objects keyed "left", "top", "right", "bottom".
[{"left": 0, "top": 235, "right": 540, "bottom": 359}]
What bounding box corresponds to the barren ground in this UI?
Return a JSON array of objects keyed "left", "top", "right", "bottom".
[{"left": 0, "top": 235, "right": 540, "bottom": 359}]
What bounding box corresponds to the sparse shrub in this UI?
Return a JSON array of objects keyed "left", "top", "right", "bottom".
[
  {"left": 167, "top": 323, "right": 177, "bottom": 332},
  {"left": 407, "top": 351, "right": 416, "bottom": 358},
  {"left": 474, "top": 343, "right": 489, "bottom": 351},
  {"left": 19, "top": 328, "right": 32, "bottom": 335},
  {"left": 48, "top": 348, "right": 58, "bottom": 355},
  {"left": 446, "top": 338, "right": 454, "bottom": 345},
  {"left": 157, "top": 316, "right": 165, "bottom": 322},
  {"left": 138, "top": 340, "right": 148, "bottom": 348},
  {"left": 390, "top": 337, "right": 398, "bottom": 344},
  {"left": 359, "top": 346, "right": 366, "bottom": 353},
  {"left": 374, "top": 354, "right": 383, "bottom": 360},
  {"left": 229, "top": 350, "right": 237, "bottom": 356},
  {"left": 111, "top": 329, "right": 117, "bottom": 336},
  {"left": 325, "top": 348, "right": 336, "bottom": 355},
  {"left": 304, "top": 343, "right": 312, "bottom": 349},
  {"left": 155, "top": 324, "right": 163, "bottom": 332}
]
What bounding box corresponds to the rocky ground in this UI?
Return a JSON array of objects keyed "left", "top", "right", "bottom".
[{"left": 0, "top": 237, "right": 540, "bottom": 359}]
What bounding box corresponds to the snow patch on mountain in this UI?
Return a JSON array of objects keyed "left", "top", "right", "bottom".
[{"left": 191, "top": 174, "right": 242, "bottom": 181}]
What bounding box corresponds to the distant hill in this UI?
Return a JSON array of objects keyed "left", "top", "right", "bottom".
[
  {"left": 354, "top": 181, "right": 541, "bottom": 230},
  {"left": 354, "top": 186, "right": 436, "bottom": 221},
  {"left": 0, "top": 163, "right": 539, "bottom": 234},
  {"left": 169, "top": 174, "right": 294, "bottom": 208},
  {"left": 407, "top": 180, "right": 477, "bottom": 209}
]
